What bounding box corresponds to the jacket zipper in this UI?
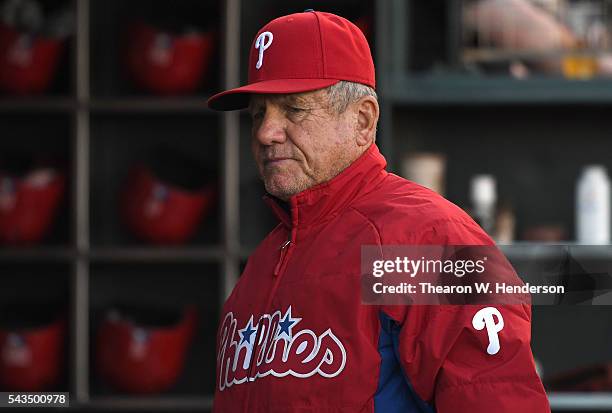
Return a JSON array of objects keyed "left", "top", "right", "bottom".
[
  {"left": 273, "top": 239, "right": 291, "bottom": 276},
  {"left": 243, "top": 235, "right": 294, "bottom": 409}
]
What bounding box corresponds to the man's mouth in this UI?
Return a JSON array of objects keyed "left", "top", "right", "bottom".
[{"left": 264, "top": 157, "right": 293, "bottom": 166}]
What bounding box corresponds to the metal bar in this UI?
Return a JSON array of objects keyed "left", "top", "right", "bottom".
[
  {"left": 391, "top": 0, "right": 408, "bottom": 76},
  {"left": 73, "top": 0, "right": 90, "bottom": 402},
  {"left": 548, "top": 393, "right": 612, "bottom": 410},
  {"left": 75, "top": 0, "right": 90, "bottom": 251},
  {"left": 375, "top": 0, "right": 391, "bottom": 86},
  {"left": 388, "top": 75, "right": 612, "bottom": 105},
  {"left": 221, "top": 0, "right": 242, "bottom": 300},
  {"left": 88, "top": 246, "right": 225, "bottom": 262},
  {"left": 72, "top": 259, "right": 89, "bottom": 402},
  {"left": 0, "top": 247, "right": 76, "bottom": 261},
  {"left": 74, "top": 115, "right": 89, "bottom": 251},
  {"left": 82, "top": 396, "right": 214, "bottom": 410},
  {"left": 0, "top": 98, "right": 75, "bottom": 112},
  {"left": 76, "top": 0, "right": 89, "bottom": 103},
  {"left": 377, "top": 100, "right": 394, "bottom": 171},
  {"left": 89, "top": 97, "right": 216, "bottom": 113},
  {"left": 374, "top": 0, "right": 395, "bottom": 168},
  {"left": 447, "top": 0, "right": 463, "bottom": 68}
]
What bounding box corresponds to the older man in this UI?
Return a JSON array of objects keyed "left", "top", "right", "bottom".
[{"left": 208, "top": 10, "right": 549, "bottom": 412}]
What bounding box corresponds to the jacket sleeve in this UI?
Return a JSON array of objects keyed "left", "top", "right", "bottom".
[{"left": 381, "top": 218, "right": 551, "bottom": 413}]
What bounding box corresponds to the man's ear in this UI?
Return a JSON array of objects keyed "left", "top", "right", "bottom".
[{"left": 355, "top": 96, "right": 379, "bottom": 146}]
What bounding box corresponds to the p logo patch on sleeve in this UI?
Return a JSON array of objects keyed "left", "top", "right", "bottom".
[{"left": 472, "top": 307, "right": 504, "bottom": 355}]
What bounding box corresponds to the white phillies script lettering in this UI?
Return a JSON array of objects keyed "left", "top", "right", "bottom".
[
  {"left": 255, "top": 31, "right": 273, "bottom": 69},
  {"left": 472, "top": 306, "right": 504, "bottom": 355},
  {"left": 216, "top": 306, "right": 346, "bottom": 391}
]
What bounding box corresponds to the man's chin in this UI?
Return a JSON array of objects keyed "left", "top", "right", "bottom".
[
  {"left": 264, "top": 186, "right": 295, "bottom": 201},
  {"left": 264, "top": 176, "right": 304, "bottom": 201}
]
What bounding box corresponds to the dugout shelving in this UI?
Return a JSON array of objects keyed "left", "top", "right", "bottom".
[
  {"left": 0, "top": 0, "right": 609, "bottom": 411},
  {"left": 0, "top": 0, "right": 229, "bottom": 409},
  {"left": 381, "top": 3, "right": 612, "bottom": 412}
]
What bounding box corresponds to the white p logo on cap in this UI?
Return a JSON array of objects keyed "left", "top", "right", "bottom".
[
  {"left": 255, "top": 31, "right": 273, "bottom": 69},
  {"left": 472, "top": 307, "right": 504, "bottom": 355}
]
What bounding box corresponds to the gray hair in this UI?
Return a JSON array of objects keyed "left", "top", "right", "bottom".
[{"left": 325, "top": 80, "right": 378, "bottom": 115}]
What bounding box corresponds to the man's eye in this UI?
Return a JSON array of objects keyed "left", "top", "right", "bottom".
[
  {"left": 286, "top": 106, "right": 304, "bottom": 115},
  {"left": 251, "top": 110, "right": 264, "bottom": 120}
]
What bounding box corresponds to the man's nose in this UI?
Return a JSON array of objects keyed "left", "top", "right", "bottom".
[{"left": 254, "top": 108, "right": 287, "bottom": 146}]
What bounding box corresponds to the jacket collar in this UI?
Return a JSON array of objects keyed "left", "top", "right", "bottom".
[{"left": 264, "top": 143, "right": 388, "bottom": 234}]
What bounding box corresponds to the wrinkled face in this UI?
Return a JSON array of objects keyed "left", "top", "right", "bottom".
[{"left": 249, "top": 89, "right": 358, "bottom": 201}]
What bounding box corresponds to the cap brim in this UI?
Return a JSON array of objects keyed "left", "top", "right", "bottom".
[{"left": 207, "top": 78, "right": 340, "bottom": 111}]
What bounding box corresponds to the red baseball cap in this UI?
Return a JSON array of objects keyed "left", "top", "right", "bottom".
[{"left": 207, "top": 10, "right": 375, "bottom": 111}]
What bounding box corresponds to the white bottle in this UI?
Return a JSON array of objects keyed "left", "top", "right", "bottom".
[
  {"left": 470, "top": 175, "right": 496, "bottom": 235},
  {"left": 576, "top": 165, "right": 610, "bottom": 244}
]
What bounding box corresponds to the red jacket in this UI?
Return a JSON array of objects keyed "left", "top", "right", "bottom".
[{"left": 214, "top": 144, "right": 550, "bottom": 412}]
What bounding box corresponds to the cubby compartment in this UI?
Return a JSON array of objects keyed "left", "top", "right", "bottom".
[
  {"left": 0, "top": 261, "right": 71, "bottom": 393},
  {"left": 0, "top": 113, "right": 72, "bottom": 247},
  {"left": 89, "top": 0, "right": 221, "bottom": 99},
  {"left": 404, "top": 1, "right": 455, "bottom": 74},
  {"left": 392, "top": 105, "right": 612, "bottom": 242},
  {"left": 89, "top": 113, "right": 221, "bottom": 248},
  {"left": 88, "top": 262, "right": 219, "bottom": 398},
  {"left": 0, "top": 0, "right": 75, "bottom": 98}
]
